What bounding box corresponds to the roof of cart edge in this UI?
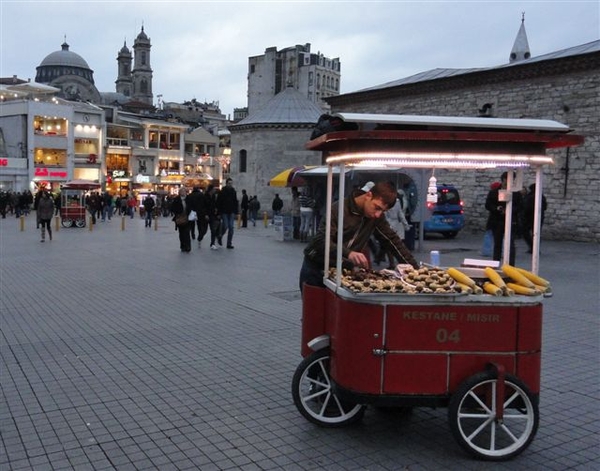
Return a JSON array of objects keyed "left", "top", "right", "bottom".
[{"left": 333, "top": 113, "right": 571, "bottom": 132}]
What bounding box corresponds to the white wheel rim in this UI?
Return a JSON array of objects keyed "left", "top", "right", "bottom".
[
  {"left": 298, "top": 355, "right": 363, "bottom": 425},
  {"left": 456, "top": 379, "right": 536, "bottom": 458}
]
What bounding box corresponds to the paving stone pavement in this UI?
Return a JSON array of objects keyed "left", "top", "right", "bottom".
[{"left": 1, "top": 213, "right": 598, "bottom": 471}]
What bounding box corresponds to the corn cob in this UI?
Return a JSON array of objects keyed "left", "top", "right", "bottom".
[
  {"left": 515, "top": 267, "right": 551, "bottom": 288},
  {"left": 447, "top": 268, "right": 483, "bottom": 294},
  {"left": 534, "top": 284, "right": 552, "bottom": 295},
  {"left": 483, "top": 266, "right": 513, "bottom": 296},
  {"left": 501, "top": 264, "right": 536, "bottom": 289},
  {"left": 483, "top": 282, "right": 503, "bottom": 296},
  {"left": 506, "top": 282, "right": 541, "bottom": 296},
  {"left": 447, "top": 268, "right": 477, "bottom": 288},
  {"left": 455, "top": 282, "right": 473, "bottom": 294}
]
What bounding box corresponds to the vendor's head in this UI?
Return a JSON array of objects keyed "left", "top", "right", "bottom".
[{"left": 357, "top": 181, "right": 397, "bottom": 218}]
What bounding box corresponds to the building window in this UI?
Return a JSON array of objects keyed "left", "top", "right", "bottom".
[
  {"left": 239, "top": 150, "right": 247, "bottom": 173},
  {"left": 141, "top": 52, "right": 147, "bottom": 66}
]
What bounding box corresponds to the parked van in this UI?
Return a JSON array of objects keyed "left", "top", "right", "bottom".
[{"left": 423, "top": 184, "right": 465, "bottom": 238}]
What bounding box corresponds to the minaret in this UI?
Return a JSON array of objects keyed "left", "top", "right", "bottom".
[
  {"left": 132, "top": 26, "right": 153, "bottom": 105},
  {"left": 115, "top": 40, "right": 133, "bottom": 97},
  {"left": 509, "top": 13, "right": 531, "bottom": 63}
]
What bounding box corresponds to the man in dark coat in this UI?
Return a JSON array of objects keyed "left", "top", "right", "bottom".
[
  {"left": 217, "top": 178, "right": 238, "bottom": 249},
  {"left": 485, "top": 172, "right": 523, "bottom": 265}
]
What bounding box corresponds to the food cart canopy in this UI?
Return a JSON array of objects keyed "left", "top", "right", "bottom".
[
  {"left": 61, "top": 179, "right": 101, "bottom": 190},
  {"left": 306, "top": 113, "right": 584, "bottom": 169}
]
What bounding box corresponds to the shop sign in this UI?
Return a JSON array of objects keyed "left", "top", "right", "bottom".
[
  {"left": 34, "top": 167, "right": 68, "bottom": 179},
  {"left": 136, "top": 174, "right": 150, "bottom": 183},
  {"left": 0, "top": 158, "right": 28, "bottom": 169},
  {"left": 112, "top": 170, "right": 127, "bottom": 178}
]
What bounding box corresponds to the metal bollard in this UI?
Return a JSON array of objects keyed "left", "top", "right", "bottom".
[
  {"left": 20, "top": 215, "right": 25, "bottom": 231},
  {"left": 154, "top": 215, "right": 158, "bottom": 231},
  {"left": 89, "top": 216, "right": 93, "bottom": 231},
  {"left": 55, "top": 215, "right": 60, "bottom": 232},
  {"left": 237, "top": 213, "right": 241, "bottom": 229},
  {"left": 121, "top": 215, "right": 126, "bottom": 231}
]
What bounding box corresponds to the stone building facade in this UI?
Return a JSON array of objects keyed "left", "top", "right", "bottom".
[
  {"left": 247, "top": 43, "right": 341, "bottom": 115},
  {"left": 326, "top": 41, "right": 600, "bottom": 243},
  {"left": 229, "top": 86, "right": 323, "bottom": 211}
]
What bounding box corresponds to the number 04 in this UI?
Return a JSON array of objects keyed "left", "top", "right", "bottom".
[{"left": 436, "top": 328, "right": 460, "bottom": 343}]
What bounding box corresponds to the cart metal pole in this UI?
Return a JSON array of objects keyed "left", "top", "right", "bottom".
[
  {"left": 324, "top": 164, "right": 334, "bottom": 285},
  {"left": 335, "top": 163, "right": 346, "bottom": 288},
  {"left": 531, "top": 167, "right": 544, "bottom": 274}
]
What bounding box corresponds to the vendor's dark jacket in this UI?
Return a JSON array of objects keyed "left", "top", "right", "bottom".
[{"left": 303, "top": 190, "right": 418, "bottom": 270}]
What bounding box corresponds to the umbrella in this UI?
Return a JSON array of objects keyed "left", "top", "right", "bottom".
[{"left": 268, "top": 166, "right": 315, "bottom": 187}]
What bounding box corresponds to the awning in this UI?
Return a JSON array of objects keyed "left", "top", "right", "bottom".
[
  {"left": 268, "top": 166, "right": 315, "bottom": 187},
  {"left": 6, "top": 82, "right": 61, "bottom": 95},
  {"left": 61, "top": 179, "right": 101, "bottom": 190}
]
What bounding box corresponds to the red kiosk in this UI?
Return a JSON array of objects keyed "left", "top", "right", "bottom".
[
  {"left": 292, "top": 114, "right": 583, "bottom": 461},
  {"left": 59, "top": 179, "right": 101, "bottom": 228}
]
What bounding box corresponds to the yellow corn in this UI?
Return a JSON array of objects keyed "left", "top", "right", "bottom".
[
  {"left": 515, "top": 267, "right": 551, "bottom": 288},
  {"left": 484, "top": 267, "right": 506, "bottom": 288},
  {"left": 501, "top": 264, "right": 536, "bottom": 289},
  {"left": 483, "top": 282, "right": 502, "bottom": 296},
  {"left": 506, "top": 282, "right": 541, "bottom": 296},
  {"left": 447, "top": 268, "right": 477, "bottom": 288},
  {"left": 455, "top": 282, "right": 473, "bottom": 294},
  {"left": 534, "top": 284, "right": 552, "bottom": 295}
]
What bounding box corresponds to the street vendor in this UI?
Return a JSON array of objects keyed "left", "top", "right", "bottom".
[{"left": 299, "top": 181, "right": 419, "bottom": 291}]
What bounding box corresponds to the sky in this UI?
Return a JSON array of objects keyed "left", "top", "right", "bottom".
[{"left": 1, "top": 1, "right": 598, "bottom": 118}]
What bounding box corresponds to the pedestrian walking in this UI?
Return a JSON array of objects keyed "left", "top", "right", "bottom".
[
  {"left": 217, "top": 178, "right": 238, "bottom": 249},
  {"left": 142, "top": 194, "right": 155, "bottom": 227},
  {"left": 37, "top": 191, "right": 55, "bottom": 242},
  {"left": 171, "top": 187, "right": 192, "bottom": 253},
  {"left": 271, "top": 193, "right": 283, "bottom": 223}
]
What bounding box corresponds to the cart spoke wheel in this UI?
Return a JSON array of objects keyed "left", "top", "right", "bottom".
[
  {"left": 61, "top": 218, "right": 73, "bottom": 228},
  {"left": 449, "top": 371, "right": 538, "bottom": 461},
  {"left": 74, "top": 218, "right": 86, "bottom": 228},
  {"left": 292, "top": 349, "right": 365, "bottom": 427}
]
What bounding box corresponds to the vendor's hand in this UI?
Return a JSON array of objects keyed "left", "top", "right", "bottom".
[{"left": 348, "top": 250, "right": 369, "bottom": 268}]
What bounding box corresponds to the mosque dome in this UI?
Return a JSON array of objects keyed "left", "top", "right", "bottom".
[
  {"left": 39, "top": 42, "right": 91, "bottom": 69},
  {"left": 36, "top": 41, "right": 95, "bottom": 85}
]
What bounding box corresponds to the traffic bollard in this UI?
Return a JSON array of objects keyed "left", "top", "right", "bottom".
[
  {"left": 263, "top": 211, "right": 268, "bottom": 228},
  {"left": 121, "top": 215, "right": 125, "bottom": 231},
  {"left": 89, "top": 216, "right": 93, "bottom": 231},
  {"left": 237, "top": 214, "right": 241, "bottom": 229},
  {"left": 20, "top": 215, "right": 25, "bottom": 231},
  {"left": 154, "top": 216, "right": 158, "bottom": 231},
  {"left": 55, "top": 215, "right": 60, "bottom": 232}
]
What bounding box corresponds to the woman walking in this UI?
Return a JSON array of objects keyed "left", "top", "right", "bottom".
[{"left": 37, "top": 191, "right": 55, "bottom": 242}]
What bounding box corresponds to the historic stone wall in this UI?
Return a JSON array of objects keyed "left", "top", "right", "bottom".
[
  {"left": 331, "top": 68, "right": 599, "bottom": 242},
  {"left": 231, "top": 126, "right": 321, "bottom": 213}
]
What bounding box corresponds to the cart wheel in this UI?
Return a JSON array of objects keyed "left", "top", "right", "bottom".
[
  {"left": 74, "top": 218, "right": 86, "bottom": 228},
  {"left": 292, "top": 348, "right": 365, "bottom": 427},
  {"left": 61, "top": 218, "right": 73, "bottom": 228},
  {"left": 448, "top": 371, "right": 539, "bottom": 461}
]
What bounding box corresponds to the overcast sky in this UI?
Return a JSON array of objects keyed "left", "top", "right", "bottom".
[{"left": 1, "top": 1, "right": 598, "bottom": 118}]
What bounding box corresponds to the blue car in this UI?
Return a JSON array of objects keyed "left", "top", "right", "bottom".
[{"left": 424, "top": 185, "right": 465, "bottom": 238}]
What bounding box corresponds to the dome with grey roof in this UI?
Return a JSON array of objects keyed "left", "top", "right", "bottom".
[
  {"left": 39, "top": 42, "right": 91, "bottom": 69},
  {"left": 233, "top": 85, "right": 322, "bottom": 127},
  {"left": 36, "top": 41, "right": 95, "bottom": 85}
]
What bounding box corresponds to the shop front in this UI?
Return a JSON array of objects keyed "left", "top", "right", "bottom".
[{"left": 0, "top": 157, "right": 28, "bottom": 192}]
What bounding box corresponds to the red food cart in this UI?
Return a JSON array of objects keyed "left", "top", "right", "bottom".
[
  {"left": 60, "top": 179, "right": 101, "bottom": 228},
  {"left": 291, "top": 114, "right": 583, "bottom": 460}
]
